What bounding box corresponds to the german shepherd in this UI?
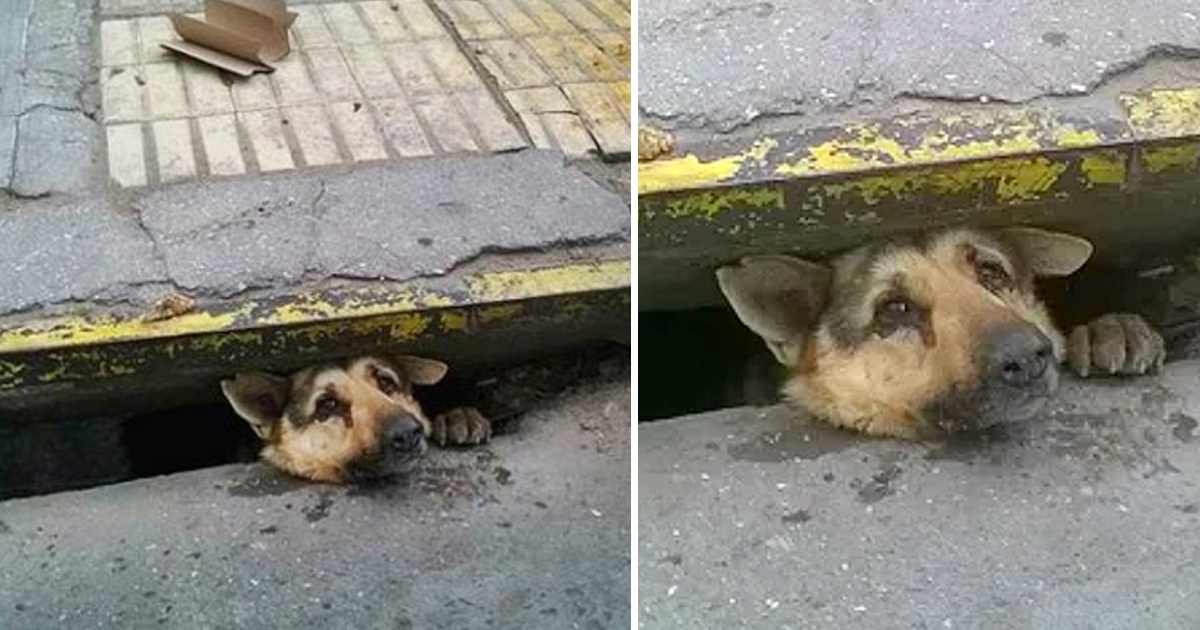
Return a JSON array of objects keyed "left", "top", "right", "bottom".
[
  {"left": 717, "top": 227, "right": 1165, "bottom": 438},
  {"left": 220, "top": 355, "right": 489, "bottom": 483}
]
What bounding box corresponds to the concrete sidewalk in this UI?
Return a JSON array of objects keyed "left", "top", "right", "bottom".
[
  {"left": 0, "top": 374, "right": 630, "bottom": 629},
  {"left": 640, "top": 361, "right": 1200, "bottom": 629},
  {"left": 0, "top": 0, "right": 631, "bottom": 414}
]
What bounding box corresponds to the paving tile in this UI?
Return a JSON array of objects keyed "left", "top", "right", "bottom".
[
  {"left": 152, "top": 119, "right": 196, "bottom": 183},
  {"left": 100, "top": 20, "right": 138, "bottom": 67},
  {"left": 291, "top": 5, "right": 337, "bottom": 48},
  {"left": 321, "top": 3, "right": 375, "bottom": 45},
  {"left": 306, "top": 47, "right": 362, "bottom": 101},
  {"left": 182, "top": 63, "right": 235, "bottom": 116},
  {"left": 415, "top": 94, "right": 478, "bottom": 153},
  {"left": 102, "top": 67, "right": 145, "bottom": 123},
  {"left": 423, "top": 39, "right": 485, "bottom": 91},
  {"left": 519, "top": 0, "right": 575, "bottom": 33},
  {"left": 374, "top": 97, "right": 435, "bottom": 157},
  {"left": 457, "top": 90, "right": 526, "bottom": 151},
  {"left": 144, "top": 63, "right": 188, "bottom": 119},
  {"left": 526, "top": 36, "right": 591, "bottom": 83},
  {"left": 393, "top": 0, "right": 447, "bottom": 39},
  {"left": 506, "top": 86, "right": 593, "bottom": 156},
  {"left": 358, "top": 1, "right": 412, "bottom": 42},
  {"left": 197, "top": 114, "right": 246, "bottom": 176},
  {"left": 486, "top": 0, "right": 542, "bottom": 36},
  {"left": 563, "top": 82, "right": 628, "bottom": 156},
  {"left": 0, "top": 117, "right": 14, "bottom": 189},
  {"left": 270, "top": 53, "right": 321, "bottom": 105},
  {"left": 476, "top": 39, "right": 552, "bottom": 89},
  {"left": 385, "top": 42, "right": 443, "bottom": 97},
  {"left": 283, "top": 105, "right": 343, "bottom": 166},
  {"left": 344, "top": 45, "right": 405, "bottom": 98},
  {"left": 329, "top": 101, "right": 388, "bottom": 162},
  {"left": 554, "top": 0, "right": 610, "bottom": 31},
  {"left": 229, "top": 79, "right": 273, "bottom": 114},
  {"left": 239, "top": 109, "right": 295, "bottom": 172},
  {"left": 580, "top": 0, "right": 630, "bottom": 29},
  {"left": 138, "top": 16, "right": 176, "bottom": 65},
  {"left": 444, "top": 1, "right": 507, "bottom": 40}
]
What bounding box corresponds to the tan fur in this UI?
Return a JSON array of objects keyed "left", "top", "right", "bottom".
[
  {"left": 263, "top": 359, "right": 431, "bottom": 482},
  {"left": 786, "top": 230, "right": 1061, "bottom": 437},
  {"left": 222, "top": 355, "right": 490, "bottom": 483}
]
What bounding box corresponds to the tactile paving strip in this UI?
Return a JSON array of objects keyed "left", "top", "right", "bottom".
[
  {"left": 434, "top": 0, "right": 630, "bottom": 159},
  {"left": 99, "top": 0, "right": 529, "bottom": 187}
]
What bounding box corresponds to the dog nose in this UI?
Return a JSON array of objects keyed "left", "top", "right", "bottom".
[
  {"left": 383, "top": 415, "right": 425, "bottom": 452},
  {"left": 986, "top": 323, "right": 1052, "bottom": 386}
]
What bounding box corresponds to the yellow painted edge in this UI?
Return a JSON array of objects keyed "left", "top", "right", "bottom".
[
  {"left": 0, "top": 260, "right": 631, "bottom": 354},
  {"left": 638, "top": 108, "right": 1136, "bottom": 196},
  {"left": 1120, "top": 87, "right": 1200, "bottom": 139}
]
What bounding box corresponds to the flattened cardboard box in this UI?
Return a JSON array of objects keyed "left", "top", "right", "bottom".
[{"left": 161, "top": 0, "right": 298, "bottom": 76}]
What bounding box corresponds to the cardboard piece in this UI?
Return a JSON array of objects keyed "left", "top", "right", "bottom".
[{"left": 161, "top": 0, "right": 298, "bottom": 77}]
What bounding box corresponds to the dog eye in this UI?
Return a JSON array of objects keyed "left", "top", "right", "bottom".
[
  {"left": 375, "top": 372, "right": 400, "bottom": 394},
  {"left": 314, "top": 395, "right": 342, "bottom": 420},
  {"left": 874, "top": 296, "right": 922, "bottom": 336},
  {"left": 976, "top": 261, "right": 1011, "bottom": 292}
]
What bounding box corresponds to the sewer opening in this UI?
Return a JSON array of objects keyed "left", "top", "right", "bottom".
[
  {"left": 0, "top": 342, "right": 628, "bottom": 501},
  {"left": 639, "top": 261, "right": 1200, "bottom": 423}
]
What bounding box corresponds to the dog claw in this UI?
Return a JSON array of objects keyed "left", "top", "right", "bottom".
[
  {"left": 1067, "top": 313, "right": 1164, "bottom": 378},
  {"left": 432, "top": 407, "right": 492, "bottom": 447}
]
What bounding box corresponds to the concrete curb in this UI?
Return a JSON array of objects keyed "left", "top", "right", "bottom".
[
  {"left": 637, "top": 87, "right": 1200, "bottom": 310},
  {"left": 0, "top": 258, "right": 629, "bottom": 416}
]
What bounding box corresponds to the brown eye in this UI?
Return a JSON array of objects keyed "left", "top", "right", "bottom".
[
  {"left": 314, "top": 395, "right": 341, "bottom": 420},
  {"left": 874, "top": 296, "right": 923, "bottom": 337},
  {"left": 976, "top": 260, "right": 1011, "bottom": 292},
  {"left": 375, "top": 372, "right": 400, "bottom": 395}
]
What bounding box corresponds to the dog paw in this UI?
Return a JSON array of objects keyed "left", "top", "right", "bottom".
[
  {"left": 431, "top": 407, "right": 491, "bottom": 447},
  {"left": 1066, "top": 313, "right": 1165, "bottom": 378}
]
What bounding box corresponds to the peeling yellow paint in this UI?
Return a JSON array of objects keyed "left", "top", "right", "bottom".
[
  {"left": 637, "top": 139, "right": 776, "bottom": 194},
  {"left": 477, "top": 303, "right": 524, "bottom": 325},
  {"left": 467, "top": 260, "right": 630, "bottom": 301},
  {"left": 1079, "top": 151, "right": 1126, "bottom": 186},
  {"left": 0, "top": 260, "right": 629, "bottom": 361},
  {"left": 1122, "top": 88, "right": 1200, "bottom": 138},
  {"left": 818, "top": 156, "right": 1067, "bottom": 206},
  {"left": 651, "top": 187, "right": 785, "bottom": 221},
  {"left": 1142, "top": 144, "right": 1200, "bottom": 174}
]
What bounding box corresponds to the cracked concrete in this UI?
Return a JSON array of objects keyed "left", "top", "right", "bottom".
[
  {"left": 0, "top": 150, "right": 628, "bottom": 315},
  {"left": 1, "top": 0, "right": 98, "bottom": 197},
  {"left": 131, "top": 151, "right": 629, "bottom": 298},
  {"left": 641, "top": 361, "right": 1200, "bottom": 628},
  {"left": 639, "top": 0, "right": 1200, "bottom": 132}
]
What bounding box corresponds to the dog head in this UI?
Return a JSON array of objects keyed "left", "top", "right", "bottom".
[
  {"left": 717, "top": 227, "right": 1093, "bottom": 437},
  {"left": 220, "top": 355, "right": 448, "bottom": 483}
]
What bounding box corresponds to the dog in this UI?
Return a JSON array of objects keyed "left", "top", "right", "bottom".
[
  {"left": 717, "top": 226, "right": 1165, "bottom": 438},
  {"left": 220, "top": 355, "right": 490, "bottom": 483}
]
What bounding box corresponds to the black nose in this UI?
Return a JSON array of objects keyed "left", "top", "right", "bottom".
[
  {"left": 383, "top": 416, "right": 425, "bottom": 452},
  {"left": 986, "top": 323, "right": 1052, "bottom": 386}
]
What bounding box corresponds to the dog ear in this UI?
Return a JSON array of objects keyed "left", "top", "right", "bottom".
[
  {"left": 716, "top": 255, "right": 832, "bottom": 366},
  {"left": 999, "top": 226, "right": 1093, "bottom": 277},
  {"left": 394, "top": 355, "right": 449, "bottom": 386},
  {"left": 220, "top": 372, "right": 289, "bottom": 440}
]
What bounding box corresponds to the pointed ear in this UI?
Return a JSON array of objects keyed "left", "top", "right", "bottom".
[
  {"left": 999, "top": 226, "right": 1093, "bottom": 277},
  {"left": 716, "top": 255, "right": 832, "bottom": 366},
  {"left": 394, "top": 355, "right": 448, "bottom": 386},
  {"left": 220, "top": 372, "right": 289, "bottom": 440}
]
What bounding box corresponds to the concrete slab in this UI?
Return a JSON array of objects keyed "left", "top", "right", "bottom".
[
  {"left": 0, "top": 200, "right": 163, "bottom": 314},
  {"left": 0, "top": 377, "right": 631, "bottom": 629},
  {"left": 134, "top": 150, "right": 629, "bottom": 297},
  {"left": 640, "top": 0, "right": 1200, "bottom": 133},
  {"left": 640, "top": 361, "right": 1200, "bottom": 628}
]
